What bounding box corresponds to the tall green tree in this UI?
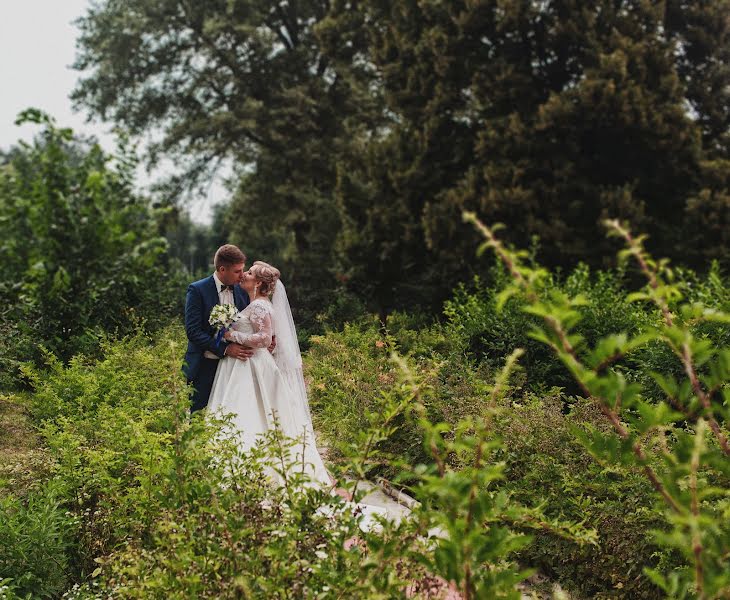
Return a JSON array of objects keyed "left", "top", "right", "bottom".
[
  {"left": 159, "top": 201, "right": 229, "bottom": 276},
  {"left": 0, "top": 110, "right": 184, "bottom": 383},
  {"left": 73, "top": 0, "right": 360, "bottom": 324},
  {"left": 438, "top": 0, "right": 721, "bottom": 267},
  {"left": 321, "top": 1, "right": 475, "bottom": 314},
  {"left": 666, "top": 0, "right": 730, "bottom": 157},
  {"left": 324, "top": 0, "right": 729, "bottom": 315},
  {"left": 73, "top": 0, "right": 730, "bottom": 321}
]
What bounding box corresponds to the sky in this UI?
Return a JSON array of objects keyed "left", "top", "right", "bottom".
[{"left": 0, "top": 1, "right": 218, "bottom": 223}]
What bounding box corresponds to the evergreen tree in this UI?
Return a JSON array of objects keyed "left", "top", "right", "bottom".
[
  {"left": 325, "top": 0, "right": 729, "bottom": 316},
  {"left": 666, "top": 0, "right": 730, "bottom": 157},
  {"left": 437, "top": 0, "right": 714, "bottom": 267},
  {"left": 323, "top": 1, "right": 475, "bottom": 314},
  {"left": 73, "top": 0, "right": 730, "bottom": 320}
]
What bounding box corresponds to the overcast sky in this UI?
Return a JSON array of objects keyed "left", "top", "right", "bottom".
[{"left": 0, "top": 0, "right": 218, "bottom": 223}]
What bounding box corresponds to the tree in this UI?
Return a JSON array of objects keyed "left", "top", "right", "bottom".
[
  {"left": 0, "top": 110, "right": 184, "bottom": 383},
  {"left": 73, "top": 0, "right": 730, "bottom": 321},
  {"left": 159, "top": 202, "right": 229, "bottom": 276},
  {"left": 73, "top": 0, "right": 359, "bottom": 324},
  {"left": 437, "top": 0, "right": 713, "bottom": 267},
  {"left": 666, "top": 0, "right": 730, "bottom": 158},
  {"left": 325, "top": 0, "right": 729, "bottom": 315},
  {"left": 321, "top": 1, "right": 475, "bottom": 314}
]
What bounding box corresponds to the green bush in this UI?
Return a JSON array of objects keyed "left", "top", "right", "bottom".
[
  {"left": 306, "top": 320, "right": 675, "bottom": 596},
  {"left": 19, "top": 325, "right": 539, "bottom": 599},
  {"left": 444, "top": 265, "right": 651, "bottom": 394},
  {"left": 463, "top": 213, "right": 730, "bottom": 598},
  {"left": 306, "top": 317, "right": 494, "bottom": 473},
  {"left": 22, "top": 327, "right": 200, "bottom": 572},
  {"left": 444, "top": 262, "right": 730, "bottom": 402},
  {"left": 307, "top": 257, "right": 730, "bottom": 597},
  {"left": 73, "top": 421, "right": 411, "bottom": 599},
  {"left": 0, "top": 483, "right": 79, "bottom": 599},
  {"left": 496, "top": 393, "right": 672, "bottom": 598}
]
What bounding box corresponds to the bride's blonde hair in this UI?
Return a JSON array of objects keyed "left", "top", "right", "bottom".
[{"left": 250, "top": 261, "right": 281, "bottom": 297}]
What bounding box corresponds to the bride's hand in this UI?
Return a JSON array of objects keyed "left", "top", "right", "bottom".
[{"left": 223, "top": 330, "right": 234, "bottom": 341}]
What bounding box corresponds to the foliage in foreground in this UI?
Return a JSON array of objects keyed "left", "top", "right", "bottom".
[
  {"left": 2, "top": 327, "right": 584, "bottom": 599},
  {"left": 307, "top": 248, "right": 730, "bottom": 597},
  {"left": 2, "top": 212, "right": 726, "bottom": 598},
  {"left": 464, "top": 213, "right": 730, "bottom": 598},
  {"left": 306, "top": 318, "right": 673, "bottom": 597},
  {"left": 0, "top": 482, "right": 78, "bottom": 599}
]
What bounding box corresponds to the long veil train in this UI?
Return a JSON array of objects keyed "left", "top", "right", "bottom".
[{"left": 271, "top": 280, "right": 312, "bottom": 423}]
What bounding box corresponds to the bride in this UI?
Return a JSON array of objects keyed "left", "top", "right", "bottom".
[
  {"left": 206, "top": 261, "right": 331, "bottom": 487},
  {"left": 207, "top": 260, "right": 394, "bottom": 533}
]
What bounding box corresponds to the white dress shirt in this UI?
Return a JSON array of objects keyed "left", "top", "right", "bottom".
[
  {"left": 213, "top": 272, "right": 235, "bottom": 306},
  {"left": 204, "top": 272, "right": 236, "bottom": 359}
]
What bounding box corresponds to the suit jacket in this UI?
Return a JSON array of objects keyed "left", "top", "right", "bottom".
[{"left": 183, "top": 275, "right": 250, "bottom": 380}]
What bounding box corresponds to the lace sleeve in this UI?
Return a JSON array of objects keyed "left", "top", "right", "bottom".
[{"left": 227, "top": 302, "right": 273, "bottom": 348}]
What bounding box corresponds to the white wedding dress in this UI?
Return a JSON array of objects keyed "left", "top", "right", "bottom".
[
  {"left": 207, "top": 286, "right": 392, "bottom": 531},
  {"left": 207, "top": 297, "right": 331, "bottom": 486}
]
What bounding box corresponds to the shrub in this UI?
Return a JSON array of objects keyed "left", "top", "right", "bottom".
[
  {"left": 306, "top": 320, "right": 678, "bottom": 596},
  {"left": 21, "top": 326, "right": 540, "bottom": 598},
  {"left": 307, "top": 252, "right": 730, "bottom": 596},
  {"left": 495, "top": 393, "right": 672, "bottom": 598},
  {"left": 306, "top": 317, "right": 494, "bottom": 473},
  {"left": 22, "top": 327, "right": 197, "bottom": 572},
  {"left": 444, "top": 261, "right": 729, "bottom": 405},
  {"left": 0, "top": 483, "right": 79, "bottom": 599},
  {"left": 464, "top": 212, "right": 730, "bottom": 598},
  {"left": 443, "top": 265, "right": 654, "bottom": 394}
]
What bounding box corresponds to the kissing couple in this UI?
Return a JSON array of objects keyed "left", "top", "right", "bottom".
[{"left": 182, "top": 244, "right": 330, "bottom": 486}]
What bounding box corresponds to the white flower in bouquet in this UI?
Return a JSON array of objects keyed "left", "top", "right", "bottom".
[{"left": 209, "top": 303, "right": 240, "bottom": 331}]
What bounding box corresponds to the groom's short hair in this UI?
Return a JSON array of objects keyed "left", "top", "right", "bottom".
[{"left": 214, "top": 245, "right": 247, "bottom": 269}]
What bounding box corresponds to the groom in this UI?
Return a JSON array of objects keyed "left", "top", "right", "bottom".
[{"left": 183, "top": 244, "right": 252, "bottom": 413}]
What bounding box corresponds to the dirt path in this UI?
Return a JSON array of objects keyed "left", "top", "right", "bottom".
[{"left": 0, "top": 392, "right": 50, "bottom": 496}]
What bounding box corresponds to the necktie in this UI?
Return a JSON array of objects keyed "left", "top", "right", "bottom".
[{"left": 220, "top": 284, "right": 234, "bottom": 292}]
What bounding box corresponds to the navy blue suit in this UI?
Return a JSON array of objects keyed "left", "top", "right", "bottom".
[{"left": 183, "top": 275, "right": 249, "bottom": 412}]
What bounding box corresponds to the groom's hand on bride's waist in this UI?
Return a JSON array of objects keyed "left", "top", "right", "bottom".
[{"left": 224, "top": 343, "right": 254, "bottom": 361}]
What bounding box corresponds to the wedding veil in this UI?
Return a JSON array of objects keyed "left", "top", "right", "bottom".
[{"left": 271, "top": 280, "right": 312, "bottom": 420}]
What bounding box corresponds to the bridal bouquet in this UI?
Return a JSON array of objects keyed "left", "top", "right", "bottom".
[{"left": 209, "top": 303, "right": 240, "bottom": 346}]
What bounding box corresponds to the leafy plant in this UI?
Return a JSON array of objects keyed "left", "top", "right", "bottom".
[
  {"left": 0, "top": 110, "right": 186, "bottom": 386},
  {"left": 464, "top": 211, "right": 730, "bottom": 598},
  {"left": 0, "top": 483, "right": 78, "bottom": 599}
]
